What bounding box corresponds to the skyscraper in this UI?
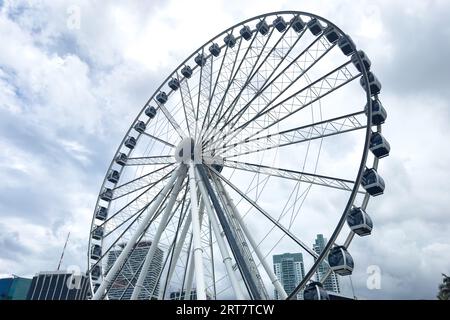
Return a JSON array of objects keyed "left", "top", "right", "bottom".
[
  {"left": 313, "top": 234, "right": 340, "bottom": 293},
  {"left": 106, "top": 240, "right": 163, "bottom": 300},
  {"left": 0, "top": 276, "right": 32, "bottom": 300},
  {"left": 26, "top": 271, "right": 90, "bottom": 300},
  {"left": 273, "top": 252, "right": 305, "bottom": 300}
]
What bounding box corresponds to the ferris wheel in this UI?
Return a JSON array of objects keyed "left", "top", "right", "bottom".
[{"left": 87, "top": 11, "right": 390, "bottom": 300}]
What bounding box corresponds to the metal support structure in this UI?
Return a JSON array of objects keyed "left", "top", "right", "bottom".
[
  {"left": 197, "top": 165, "right": 261, "bottom": 300},
  {"left": 214, "top": 111, "right": 366, "bottom": 158},
  {"left": 188, "top": 161, "right": 207, "bottom": 300},
  {"left": 164, "top": 202, "right": 192, "bottom": 295},
  {"left": 195, "top": 166, "right": 246, "bottom": 300},
  {"left": 131, "top": 167, "right": 187, "bottom": 299},
  {"left": 209, "top": 166, "right": 320, "bottom": 260},
  {"left": 222, "top": 160, "right": 359, "bottom": 193},
  {"left": 213, "top": 177, "right": 288, "bottom": 299},
  {"left": 92, "top": 166, "right": 182, "bottom": 300},
  {"left": 211, "top": 174, "right": 268, "bottom": 299}
]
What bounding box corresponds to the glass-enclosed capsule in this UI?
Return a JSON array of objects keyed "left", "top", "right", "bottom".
[
  {"left": 195, "top": 53, "right": 206, "bottom": 67},
  {"left": 273, "top": 16, "right": 287, "bottom": 32},
  {"left": 360, "top": 72, "right": 382, "bottom": 96},
  {"left": 256, "top": 20, "right": 269, "bottom": 35},
  {"left": 90, "top": 244, "right": 102, "bottom": 260},
  {"left": 124, "top": 136, "right": 136, "bottom": 149},
  {"left": 92, "top": 226, "right": 104, "bottom": 240},
  {"left": 338, "top": 34, "right": 356, "bottom": 56},
  {"left": 91, "top": 265, "right": 101, "bottom": 281},
  {"left": 365, "top": 99, "right": 387, "bottom": 125},
  {"left": 168, "top": 78, "right": 180, "bottom": 91},
  {"left": 351, "top": 50, "right": 371, "bottom": 72},
  {"left": 328, "top": 246, "right": 354, "bottom": 276},
  {"left": 211, "top": 163, "right": 224, "bottom": 173},
  {"left": 145, "top": 106, "right": 157, "bottom": 119},
  {"left": 307, "top": 18, "right": 323, "bottom": 36},
  {"left": 370, "top": 132, "right": 390, "bottom": 158},
  {"left": 347, "top": 207, "right": 373, "bottom": 236},
  {"left": 324, "top": 26, "right": 339, "bottom": 44},
  {"left": 95, "top": 206, "right": 108, "bottom": 221},
  {"left": 224, "top": 34, "right": 236, "bottom": 48},
  {"left": 100, "top": 188, "right": 113, "bottom": 202},
  {"left": 134, "top": 120, "right": 146, "bottom": 134},
  {"left": 240, "top": 25, "right": 252, "bottom": 41},
  {"left": 362, "top": 168, "right": 385, "bottom": 196},
  {"left": 107, "top": 169, "right": 120, "bottom": 184},
  {"left": 209, "top": 43, "right": 221, "bottom": 57},
  {"left": 290, "top": 16, "right": 305, "bottom": 33},
  {"left": 304, "top": 282, "right": 329, "bottom": 300},
  {"left": 156, "top": 91, "right": 168, "bottom": 104},
  {"left": 115, "top": 152, "right": 127, "bottom": 166},
  {"left": 181, "top": 65, "right": 193, "bottom": 78}
]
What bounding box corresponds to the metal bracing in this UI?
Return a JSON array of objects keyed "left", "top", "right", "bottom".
[
  {"left": 198, "top": 41, "right": 232, "bottom": 140},
  {"left": 124, "top": 155, "right": 175, "bottom": 166},
  {"left": 156, "top": 101, "right": 186, "bottom": 139},
  {"left": 208, "top": 217, "right": 217, "bottom": 299},
  {"left": 213, "top": 21, "right": 303, "bottom": 135},
  {"left": 163, "top": 200, "right": 192, "bottom": 295},
  {"left": 188, "top": 161, "right": 207, "bottom": 300},
  {"left": 214, "top": 111, "right": 366, "bottom": 158},
  {"left": 221, "top": 160, "right": 360, "bottom": 193},
  {"left": 131, "top": 167, "right": 187, "bottom": 299},
  {"left": 213, "top": 176, "right": 288, "bottom": 299},
  {"left": 92, "top": 166, "right": 183, "bottom": 300},
  {"left": 208, "top": 166, "right": 321, "bottom": 260},
  {"left": 210, "top": 174, "right": 269, "bottom": 299},
  {"left": 225, "top": 37, "right": 333, "bottom": 135},
  {"left": 98, "top": 169, "right": 174, "bottom": 231},
  {"left": 114, "top": 188, "right": 188, "bottom": 301},
  {"left": 208, "top": 61, "right": 359, "bottom": 152},
  {"left": 178, "top": 72, "right": 197, "bottom": 137},
  {"left": 195, "top": 166, "right": 246, "bottom": 299},
  {"left": 205, "top": 25, "right": 276, "bottom": 139},
  {"left": 141, "top": 131, "right": 176, "bottom": 148},
  {"left": 202, "top": 33, "right": 334, "bottom": 149},
  {"left": 203, "top": 35, "right": 243, "bottom": 136},
  {"left": 89, "top": 185, "right": 170, "bottom": 277},
  {"left": 183, "top": 198, "right": 206, "bottom": 300},
  {"left": 111, "top": 164, "right": 174, "bottom": 200},
  {"left": 196, "top": 51, "right": 213, "bottom": 142},
  {"left": 197, "top": 165, "right": 262, "bottom": 299}
]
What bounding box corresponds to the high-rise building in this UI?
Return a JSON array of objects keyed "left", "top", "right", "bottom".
[
  {"left": 26, "top": 271, "right": 90, "bottom": 300},
  {"left": 0, "top": 276, "right": 32, "bottom": 300},
  {"left": 106, "top": 240, "right": 163, "bottom": 300},
  {"left": 313, "top": 234, "right": 340, "bottom": 293},
  {"left": 169, "top": 290, "right": 198, "bottom": 300},
  {"left": 273, "top": 253, "right": 305, "bottom": 300},
  {"left": 169, "top": 289, "right": 213, "bottom": 300}
]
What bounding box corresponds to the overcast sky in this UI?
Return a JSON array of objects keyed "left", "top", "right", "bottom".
[{"left": 0, "top": 0, "right": 449, "bottom": 300}]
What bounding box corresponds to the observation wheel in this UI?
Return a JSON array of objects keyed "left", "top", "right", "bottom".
[{"left": 87, "top": 11, "right": 390, "bottom": 300}]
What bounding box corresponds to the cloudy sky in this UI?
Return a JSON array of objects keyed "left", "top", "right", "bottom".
[{"left": 0, "top": 0, "right": 449, "bottom": 300}]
